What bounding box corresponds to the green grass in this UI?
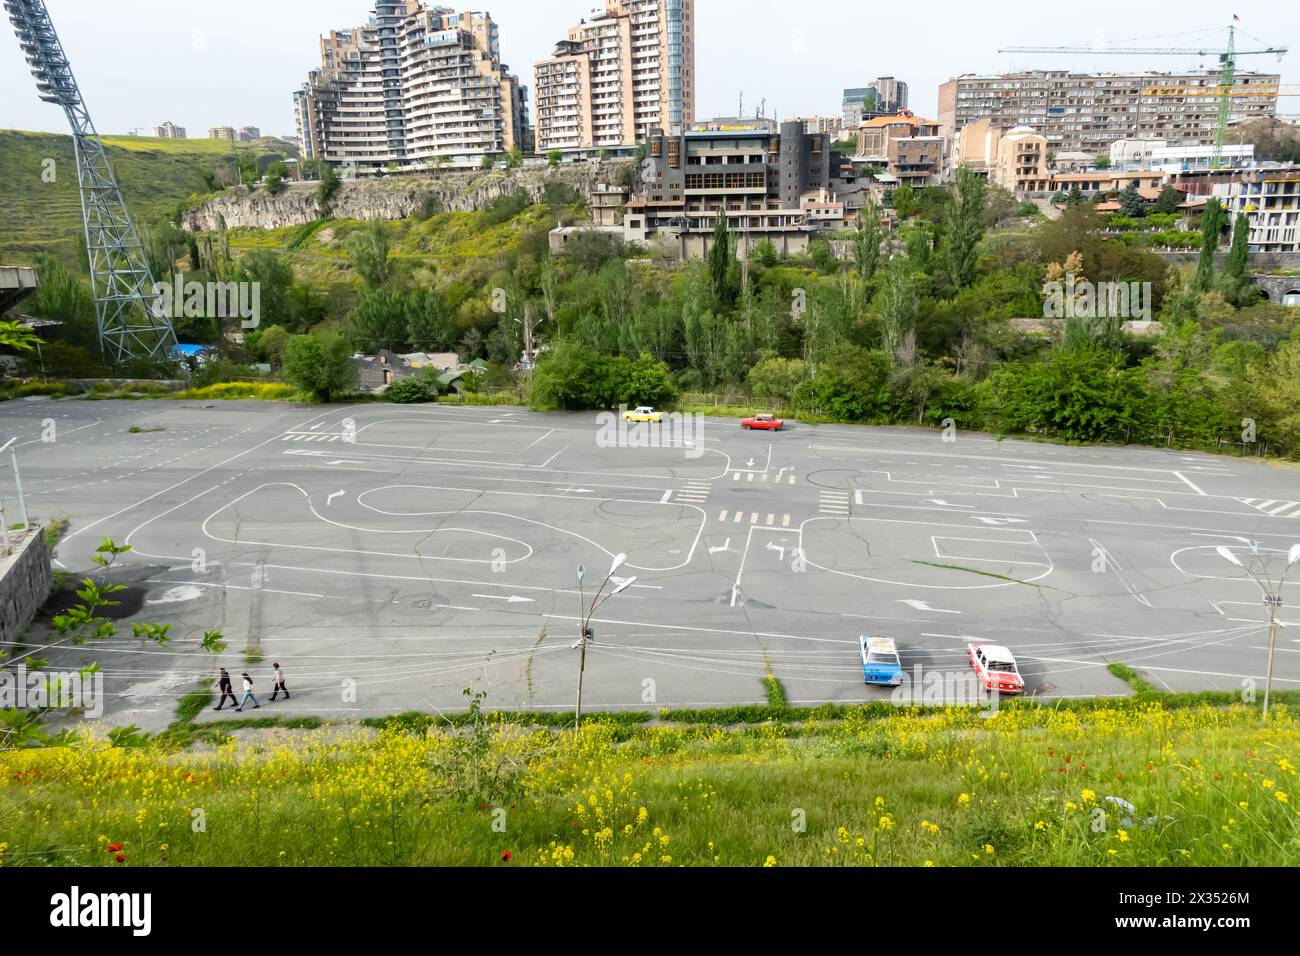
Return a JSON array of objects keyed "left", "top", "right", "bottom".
[
  {"left": 0, "top": 129, "right": 294, "bottom": 264},
  {"left": 1108, "top": 662, "right": 1160, "bottom": 696},
  {"left": 1, "top": 701, "right": 1296, "bottom": 867}
]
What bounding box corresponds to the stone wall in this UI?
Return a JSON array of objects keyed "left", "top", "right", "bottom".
[
  {"left": 181, "top": 162, "right": 635, "bottom": 233},
  {"left": 0, "top": 527, "right": 51, "bottom": 648}
]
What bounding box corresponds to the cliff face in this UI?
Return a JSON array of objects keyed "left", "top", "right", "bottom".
[{"left": 180, "top": 162, "right": 632, "bottom": 232}]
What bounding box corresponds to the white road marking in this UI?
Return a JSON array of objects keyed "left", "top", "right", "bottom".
[
  {"left": 899, "top": 599, "right": 960, "bottom": 614},
  {"left": 1172, "top": 471, "right": 1207, "bottom": 496}
]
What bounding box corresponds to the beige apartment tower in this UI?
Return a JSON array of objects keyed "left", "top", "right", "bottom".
[
  {"left": 939, "top": 70, "right": 1280, "bottom": 157},
  {"left": 535, "top": 0, "right": 695, "bottom": 154},
  {"left": 294, "top": 2, "right": 529, "bottom": 172}
]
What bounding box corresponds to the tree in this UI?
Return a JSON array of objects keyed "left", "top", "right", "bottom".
[
  {"left": 1094, "top": 155, "right": 1111, "bottom": 169},
  {"left": 945, "top": 165, "right": 987, "bottom": 290},
  {"left": 707, "top": 207, "right": 735, "bottom": 307},
  {"left": 1152, "top": 184, "right": 1183, "bottom": 215},
  {"left": 406, "top": 290, "right": 450, "bottom": 351},
  {"left": 877, "top": 258, "right": 918, "bottom": 366},
  {"left": 792, "top": 344, "right": 892, "bottom": 421},
  {"left": 315, "top": 162, "right": 340, "bottom": 207},
  {"left": 265, "top": 161, "right": 290, "bottom": 195},
  {"left": 506, "top": 146, "right": 524, "bottom": 169},
  {"left": 350, "top": 289, "right": 408, "bottom": 353},
  {"left": 1065, "top": 186, "right": 1085, "bottom": 208},
  {"left": 547, "top": 150, "right": 561, "bottom": 167},
  {"left": 281, "top": 332, "right": 356, "bottom": 402},
  {"left": 1195, "top": 198, "right": 1224, "bottom": 292},
  {"left": 1226, "top": 212, "right": 1250, "bottom": 283},
  {"left": 1118, "top": 181, "right": 1144, "bottom": 219},
  {"left": 747, "top": 357, "right": 807, "bottom": 403},
  {"left": 890, "top": 184, "right": 916, "bottom": 218},
  {"left": 346, "top": 220, "right": 391, "bottom": 289}
]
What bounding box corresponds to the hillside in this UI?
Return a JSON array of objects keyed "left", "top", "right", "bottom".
[
  {"left": 1, "top": 699, "right": 1295, "bottom": 867},
  {"left": 0, "top": 129, "right": 296, "bottom": 265}
]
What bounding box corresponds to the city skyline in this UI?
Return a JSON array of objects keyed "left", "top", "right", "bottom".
[{"left": 1, "top": 1, "right": 1297, "bottom": 141}]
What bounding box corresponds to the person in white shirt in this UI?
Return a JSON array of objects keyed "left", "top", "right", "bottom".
[
  {"left": 270, "top": 662, "right": 290, "bottom": 701},
  {"left": 235, "top": 672, "right": 261, "bottom": 711}
]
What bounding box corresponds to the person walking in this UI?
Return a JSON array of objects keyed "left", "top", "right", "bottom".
[
  {"left": 270, "top": 662, "right": 290, "bottom": 702},
  {"left": 235, "top": 672, "right": 260, "bottom": 711},
  {"left": 215, "top": 668, "right": 238, "bottom": 710}
]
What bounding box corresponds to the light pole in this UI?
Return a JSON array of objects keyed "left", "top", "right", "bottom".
[
  {"left": 1216, "top": 541, "right": 1300, "bottom": 719},
  {"left": 574, "top": 553, "right": 637, "bottom": 729}
]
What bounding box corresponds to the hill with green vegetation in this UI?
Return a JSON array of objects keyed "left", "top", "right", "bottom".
[{"left": 0, "top": 129, "right": 295, "bottom": 265}]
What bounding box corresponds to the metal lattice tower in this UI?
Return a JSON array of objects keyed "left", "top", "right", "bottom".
[{"left": 6, "top": 0, "right": 177, "bottom": 363}]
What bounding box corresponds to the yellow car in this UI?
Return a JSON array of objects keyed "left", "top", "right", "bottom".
[{"left": 623, "top": 406, "right": 664, "bottom": 423}]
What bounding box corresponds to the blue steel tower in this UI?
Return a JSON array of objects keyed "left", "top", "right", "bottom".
[{"left": 5, "top": 0, "right": 178, "bottom": 362}]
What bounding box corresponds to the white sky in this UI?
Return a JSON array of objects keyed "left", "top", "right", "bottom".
[{"left": 1, "top": 0, "right": 1297, "bottom": 137}]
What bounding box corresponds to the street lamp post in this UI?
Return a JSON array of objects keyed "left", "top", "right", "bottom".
[
  {"left": 574, "top": 553, "right": 636, "bottom": 729},
  {"left": 1217, "top": 542, "right": 1300, "bottom": 719}
]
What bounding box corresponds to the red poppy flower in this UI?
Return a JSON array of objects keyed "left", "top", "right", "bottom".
[
  {"left": 106, "top": 843, "right": 124, "bottom": 853},
  {"left": 114, "top": 853, "right": 125, "bottom": 863},
  {"left": 501, "top": 851, "right": 512, "bottom": 862}
]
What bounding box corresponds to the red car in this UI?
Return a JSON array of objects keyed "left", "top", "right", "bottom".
[
  {"left": 967, "top": 643, "right": 1025, "bottom": 696},
  {"left": 741, "top": 413, "right": 784, "bottom": 431}
]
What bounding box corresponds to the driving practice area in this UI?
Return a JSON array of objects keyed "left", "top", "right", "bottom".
[{"left": 3, "top": 397, "right": 1298, "bottom": 728}]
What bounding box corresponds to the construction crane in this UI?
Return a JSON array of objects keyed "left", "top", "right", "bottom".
[
  {"left": 5, "top": 0, "right": 177, "bottom": 363},
  {"left": 1000, "top": 22, "right": 1288, "bottom": 166}
]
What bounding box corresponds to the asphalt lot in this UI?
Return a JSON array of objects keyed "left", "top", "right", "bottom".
[{"left": 2, "top": 396, "right": 1299, "bottom": 730}]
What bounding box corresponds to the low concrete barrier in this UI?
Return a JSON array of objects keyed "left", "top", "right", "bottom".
[{"left": 0, "top": 527, "right": 51, "bottom": 648}]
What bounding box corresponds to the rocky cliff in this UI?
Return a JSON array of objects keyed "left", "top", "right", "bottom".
[{"left": 180, "top": 162, "right": 633, "bottom": 232}]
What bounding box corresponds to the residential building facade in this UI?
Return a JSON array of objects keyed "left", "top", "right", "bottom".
[
  {"left": 534, "top": 0, "right": 695, "bottom": 154},
  {"left": 1214, "top": 169, "right": 1300, "bottom": 253},
  {"left": 152, "top": 121, "right": 186, "bottom": 139},
  {"left": 938, "top": 70, "right": 1280, "bottom": 156},
  {"left": 293, "top": 2, "right": 529, "bottom": 173},
  {"left": 856, "top": 111, "right": 944, "bottom": 186},
  {"left": 958, "top": 120, "right": 1050, "bottom": 193},
  {"left": 209, "top": 126, "right": 237, "bottom": 143},
  {"left": 238, "top": 126, "right": 261, "bottom": 142},
  {"left": 619, "top": 118, "right": 829, "bottom": 259}
]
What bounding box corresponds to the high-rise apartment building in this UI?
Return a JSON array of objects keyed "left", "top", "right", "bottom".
[
  {"left": 209, "top": 126, "right": 237, "bottom": 143},
  {"left": 152, "top": 121, "right": 186, "bottom": 139},
  {"left": 940, "top": 70, "right": 1280, "bottom": 157},
  {"left": 293, "top": 2, "right": 529, "bottom": 172},
  {"left": 841, "top": 77, "right": 909, "bottom": 129},
  {"left": 534, "top": 0, "right": 695, "bottom": 154}
]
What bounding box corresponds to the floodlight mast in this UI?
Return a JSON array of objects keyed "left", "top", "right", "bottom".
[{"left": 5, "top": 0, "right": 177, "bottom": 363}]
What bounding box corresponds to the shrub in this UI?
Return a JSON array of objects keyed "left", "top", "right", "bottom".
[{"left": 386, "top": 377, "right": 437, "bottom": 404}]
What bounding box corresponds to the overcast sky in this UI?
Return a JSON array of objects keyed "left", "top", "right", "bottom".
[{"left": 2, "top": 0, "right": 1297, "bottom": 138}]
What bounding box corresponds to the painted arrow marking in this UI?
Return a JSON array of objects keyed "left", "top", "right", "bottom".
[
  {"left": 708, "top": 538, "right": 733, "bottom": 554},
  {"left": 326, "top": 490, "right": 346, "bottom": 507},
  {"left": 972, "top": 516, "right": 1027, "bottom": 525},
  {"left": 765, "top": 541, "right": 787, "bottom": 560},
  {"left": 327, "top": 460, "right": 365, "bottom": 466},
  {"left": 746, "top": 458, "right": 756, "bottom": 467},
  {"left": 899, "top": 599, "right": 960, "bottom": 614},
  {"left": 471, "top": 594, "right": 536, "bottom": 604}
]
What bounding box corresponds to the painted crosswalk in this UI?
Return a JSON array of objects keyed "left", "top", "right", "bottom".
[
  {"left": 718, "top": 510, "right": 793, "bottom": 527},
  {"left": 731, "top": 471, "right": 797, "bottom": 484},
  {"left": 1238, "top": 498, "right": 1300, "bottom": 518},
  {"left": 819, "top": 490, "right": 851, "bottom": 517},
  {"left": 282, "top": 433, "right": 344, "bottom": 442},
  {"left": 676, "top": 480, "right": 713, "bottom": 504}
]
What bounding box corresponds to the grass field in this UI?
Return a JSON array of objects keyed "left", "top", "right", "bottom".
[
  {"left": 1, "top": 701, "right": 1295, "bottom": 867},
  {"left": 0, "top": 129, "right": 294, "bottom": 265}
]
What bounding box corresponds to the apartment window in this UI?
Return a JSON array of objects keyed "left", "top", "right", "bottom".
[{"left": 667, "top": 140, "right": 680, "bottom": 168}]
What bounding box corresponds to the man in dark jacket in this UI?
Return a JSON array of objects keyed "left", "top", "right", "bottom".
[{"left": 215, "top": 668, "right": 238, "bottom": 710}]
